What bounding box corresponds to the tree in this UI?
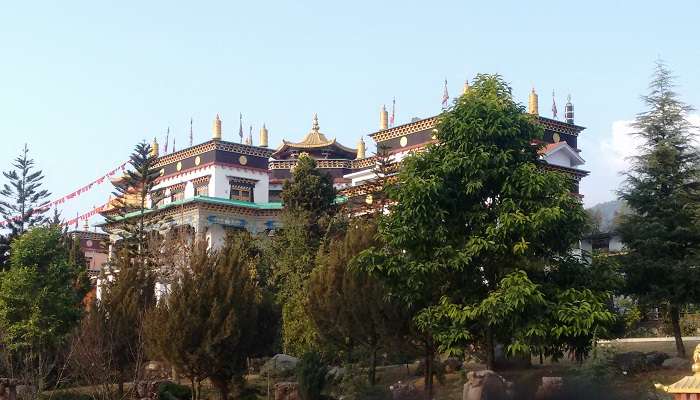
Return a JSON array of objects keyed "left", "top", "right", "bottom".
[
  {"left": 0, "top": 144, "right": 51, "bottom": 268},
  {"left": 0, "top": 226, "right": 89, "bottom": 393},
  {"left": 617, "top": 61, "right": 700, "bottom": 358},
  {"left": 105, "top": 141, "right": 163, "bottom": 267},
  {"left": 271, "top": 154, "right": 339, "bottom": 355},
  {"left": 145, "top": 234, "right": 260, "bottom": 400},
  {"left": 356, "top": 75, "right": 611, "bottom": 397},
  {"left": 309, "top": 219, "right": 407, "bottom": 386},
  {"left": 97, "top": 247, "right": 154, "bottom": 397}
]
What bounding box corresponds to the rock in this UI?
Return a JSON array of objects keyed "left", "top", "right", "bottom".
[
  {"left": 389, "top": 380, "right": 420, "bottom": 400},
  {"left": 261, "top": 354, "right": 300, "bottom": 377},
  {"left": 444, "top": 357, "right": 463, "bottom": 373},
  {"left": 612, "top": 351, "right": 647, "bottom": 373},
  {"left": 534, "top": 377, "right": 564, "bottom": 400},
  {"left": 645, "top": 351, "right": 670, "bottom": 367},
  {"left": 415, "top": 359, "right": 445, "bottom": 377},
  {"left": 463, "top": 370, "right": 513, "bottom": 400},
  {"left": 326, "top": 366, "right": 345, "bottom": 382},
  {"left": 662, "top": 356, "right": 691, "bottom": 370},
  {"left": 274, "top": 382, "right": 299, "bottom": 400}
]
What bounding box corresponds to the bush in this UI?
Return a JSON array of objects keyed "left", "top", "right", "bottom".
[
  {"left": 296, "top": 351, "right": 328, "bottom": 400},
  {"left": 157, "top": 382, "right": 192, "bottom": 400},
  {"left": 40, "top": 392, "right": 93, "bottom": 400}
]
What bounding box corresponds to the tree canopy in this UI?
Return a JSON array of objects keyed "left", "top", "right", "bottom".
[
  {"left": 356, "top": 74, "right": 612, "bottom": 385},
  {"left": 617, "top": 60, "right": 700, "bottom": 357}
]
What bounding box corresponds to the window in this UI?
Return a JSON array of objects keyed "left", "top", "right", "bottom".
[
  {"left": 171, "top": 190, "right": 184, "bottom": 202},
  {"left": 230, "top": 187, "right": 252, "bottom": 202},
  {"left": 195, "top": 184, "right": 208, "bottom": 197},
  {"left": 229, "top": 178, "right": 256, "bottom": 202},
  {"left": 269, "top": 189, "right": 282, "bottom": 202}
]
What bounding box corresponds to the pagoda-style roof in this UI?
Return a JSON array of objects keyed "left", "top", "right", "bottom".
[{"left": 272, "top": 114, "right": 357, "bottom": 160}]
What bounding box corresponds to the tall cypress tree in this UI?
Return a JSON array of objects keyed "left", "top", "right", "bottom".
[
  {"left": 0, "top": 144, "right": 51, "bottom": 267},
  {"left": 618, "top": 61, "right": 700, "bottom": 357}
]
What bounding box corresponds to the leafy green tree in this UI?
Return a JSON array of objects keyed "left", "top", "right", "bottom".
[
  {"left": 309, "top": 220, "right": 407, "bottom": 385},
  {"left": 0, "top": 144, "right": 51, "bottom": 268},
  {"left": 296, "top": 351, "right": 328, "bottom": 400},
  {"left": 272, "top": 154, "right": 339, "bottom": 355},
  {"left": 617, "top": 61, "right": 700, "bottom": 357},
  {"left": 356, "top": 75, "right": 611, "bottom": 397},
  {"left": 0, "top": 226, "right": 89, "bottom": 390},
  {"left": 145, "top": 234, "right": 260, "bottom": 400}
]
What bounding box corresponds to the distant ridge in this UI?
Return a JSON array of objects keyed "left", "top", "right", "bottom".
[{"left": 586, "top": 199, "right": 628, "bottom": 233}]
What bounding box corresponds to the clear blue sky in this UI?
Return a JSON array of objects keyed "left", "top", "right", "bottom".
[{"left": 2, "top": 0, "right": 699, "bottom": 226}]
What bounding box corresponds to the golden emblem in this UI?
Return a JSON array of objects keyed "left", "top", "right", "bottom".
[
  {"left": 400, "top": 136, "right": 408, "bottom": 147},
  {"left": 239, "top": 155, "right": 248, "bottom": 165}
]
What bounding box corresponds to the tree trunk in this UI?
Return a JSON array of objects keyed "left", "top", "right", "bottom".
[
  {"left": 670, "top": 304, "right": 686, "bottom": 358},
  {"left": 485, "top": 328, "right": 496, "bottom": 370},
  {"left": 424, "top": 340, "right": 434, "bottom": 400},
  {"left": 369, "top": 347, "right": 378, "bottom": 386},
  {"left": 117, "top": 370, "right": 124, "bottom": 399},
  {"left": 211, "top": 378, "right": 229, "bottom": 400}
]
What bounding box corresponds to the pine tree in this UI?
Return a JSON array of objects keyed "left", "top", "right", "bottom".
[
  {"left": 0, "top": 144, "right": 51, "bottom": 268},
  {"left": 617, "top": 60, "right": 700, "bottom": 357},
  {"left": 105, "top": 141, "right": 163, "bottom": 266},
  {"left": 271, "top": 153, "right": 339, "bottom": 355},
  {"left": 309, "top": 220, "right": 407, "bottom": 386},
  {"left": 145, "top": 234, "right": 260, "bottom": 400}
]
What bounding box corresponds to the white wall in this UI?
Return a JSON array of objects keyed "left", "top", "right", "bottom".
[
  {"left": 544, "top": 150, "right": 572, "bottom": 168},
  {"left": 211, "top": 164, "right": 270, "bottom": 203}
]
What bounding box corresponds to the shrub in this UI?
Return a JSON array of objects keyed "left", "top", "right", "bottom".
[
  {"left": 157, "top": 382, "right": 192, "bottom": 400},
  {"left": 296, "top": 351, "right": 328, "bottom": 400}
]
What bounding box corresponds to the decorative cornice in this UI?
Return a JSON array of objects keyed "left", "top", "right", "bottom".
[
  {"left": 369, "top": 117, "right": 438, "bottom": 142},
  {"left": 154, "top": 140, "right": 274, "bottom": 168},
  {"left": 269, "top": 159, "right": 355, "bottom": 170},
  {"left": 369, "top": 115, "right": 586, "bottom": 143}
]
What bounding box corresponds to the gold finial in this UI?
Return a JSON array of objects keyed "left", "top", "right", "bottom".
[
  {"left": 259, "top": 124, "right": 269, "bottom": 147},
  {"left": 212, "top": 114, "right": 222, "bottom": 140},
  {"left": 380, "top": 105, "right": 388, "bottom": 130},
  {"left": 356, "top": 136, "right": 366, "bottom": 159},
  {"left": 312, "top": 114, "right": 320, "bottom": 132},
  {"left": 528, "top": 88, "right": 539, "bottom": 115},
  {"left": 150, "top": 137, "right": 159, "bottom": 157},
  {"left": 463, "top": 79, "right": 469, "bottom": 95}
]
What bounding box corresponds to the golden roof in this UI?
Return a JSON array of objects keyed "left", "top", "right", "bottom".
[
  {"left": 273, "top": 114, "right": 357, "bottom": 157},
  {"left": 656, "top": 344, "right": 700, "bottom": 394}
]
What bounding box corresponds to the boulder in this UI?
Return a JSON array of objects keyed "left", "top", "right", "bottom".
[
  {"left": 444, "top": 357, "right": 463, "bottom": 373},
  {"left": 463, "top": 370, "right": 513, "bottom": 400},
  {"left": 645, "top": 351, "right": 670, "bottom": 367},
  {"left": 612, "top": 351, "right": 647, "bottom": 373},
  {"left": 534, "top": 377, "right": 564, "bottom": 400},
  {"left": 662, "top": 356, "right": 691, "bottom": 370},
  {"left": 326, "top": 366, "right": 345, "bottom": 382},
  {"left": 274, "top": 382, "right": 299, "bottom": 400},
  {"left": 261, "top": 354, "right": 300, "bottom": 377},
  {"left": 389, "top": 381, "right": 421, "bottom": 400}
]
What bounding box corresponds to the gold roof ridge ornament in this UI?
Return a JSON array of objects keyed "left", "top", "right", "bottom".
[{"left": 655, "top": 344, "right": 700, "bottom": 394}]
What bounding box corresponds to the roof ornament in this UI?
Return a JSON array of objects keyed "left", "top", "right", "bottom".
[
  {"left": 312, "top": 113, "right": 320, "bottom": 132},
  {"left": 463, "top": 79, "right": 470, "bottom": 95}
]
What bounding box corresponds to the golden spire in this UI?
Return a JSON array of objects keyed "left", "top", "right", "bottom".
[
  {"left": 528, "top": 88, "right": 539, "bottom": 115},
  {"left": 312, "top": 113, "right": 320, "bottom": 132},
  {"left": 259, "top": 123, "right": 269, "bottom": 147},
  {"left": 356, "top": 136, "right": 366, "bottom": 159},
  {"left": 463, "top": 79, "right": 470, "bottom": 95},
  {"left": 212, "top": 114, "right": 222, "bottom": 140},
  {"left": 380, "top": 105, "right": 388, "bottom": 130},
  {"left": 150, "top": 137, "right": 159, "bottom": 157}
]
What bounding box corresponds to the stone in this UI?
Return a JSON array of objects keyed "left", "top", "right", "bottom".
[
  {"left": 462, "top": 370, "right": 513, "bottom": 400},
  {"left": 662, "top": 356, "right": 692, "bottom": 370},
  {"left": 274, "top": 382, "right": 299, "bottom": 400},
  {"left": 444, "top": 357, "right": 463, "bottom": 373},
  {"left": 534, "top": 377, "right": 564, "bottom": 400},
  {"left": 612, "top": 351, "right": 647, "bottom": 373},
  {"left": 389, "top": 380, "right": 420, "bottom": 400},
  {"left": 261, "top": 354, "right": 300, "bottom": 377},
  {"left": 326, "top": 366, "right": 345, "bottom": 382},
  {"left": 645, "top": 351, "right": 670, "bottom": 367}
]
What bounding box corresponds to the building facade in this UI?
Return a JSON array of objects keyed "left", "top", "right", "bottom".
[{"left": 100, "top": 86, "right": 588, "bottom": 252}]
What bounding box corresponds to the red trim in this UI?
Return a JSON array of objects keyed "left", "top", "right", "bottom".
[{"left": 155, "top": 161, "right": 268, "bottom": 183}]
